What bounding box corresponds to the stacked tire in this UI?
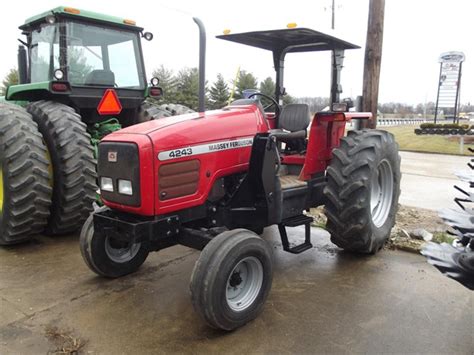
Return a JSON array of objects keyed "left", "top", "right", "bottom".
[{"left": 0, "top": 101, "right": 97, "bottom": 244}]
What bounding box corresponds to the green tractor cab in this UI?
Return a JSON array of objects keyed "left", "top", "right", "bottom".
[
  {"left": 0, "top": 7, "right": 177, "bottom": 244},
  {"left": 8, "top": 6, "right": 163, "bottom": 124}
]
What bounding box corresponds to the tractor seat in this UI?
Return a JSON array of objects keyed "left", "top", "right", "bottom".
[
  {"left": 229, "top": 98, "right": 266, "bottom": 119},
  {"left": 84, "top": 70, "right": 115, "bottom": 86},
  {"left": 269, "top": 103, "right": 310, "bottom": 152}
]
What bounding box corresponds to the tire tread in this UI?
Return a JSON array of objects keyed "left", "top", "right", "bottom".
[{"left": 0, "top": 102, "right": 52, "bottom": 244}]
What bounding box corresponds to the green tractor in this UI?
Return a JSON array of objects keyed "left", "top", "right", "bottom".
[{"left": 0, "top": 6, "right": 187, "bottom": 244}]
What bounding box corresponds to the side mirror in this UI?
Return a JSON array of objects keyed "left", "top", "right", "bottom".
[{"left": 143, "top": 32, "right": 153, "bottom": 41}]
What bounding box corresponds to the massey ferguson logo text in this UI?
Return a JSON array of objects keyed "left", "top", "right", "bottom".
[
  {"left": 208, "top": 139, "right": 253, "bottom": 151},
  {"left": 158, "top": 137, "right": 254, "bottom": 161}
]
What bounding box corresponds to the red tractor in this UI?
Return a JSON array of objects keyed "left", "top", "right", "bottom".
[{"left": 80, "top": 27, "right": 401, "bottom": 330}]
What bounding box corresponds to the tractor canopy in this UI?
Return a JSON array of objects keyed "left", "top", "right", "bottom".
[
  {"left": 217, "top": 28, "right": 360, "bottom": 104},
  {"left": 216, "top": 28, "right": 359, "bottom": 53}
]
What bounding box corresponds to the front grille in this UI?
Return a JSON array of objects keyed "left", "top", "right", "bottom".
[
  {"left": 98, "top": 142, "right": 141, "bottom": 206},
  {"left": 159, "top": 160, "right": 200, "bottom": 200}
]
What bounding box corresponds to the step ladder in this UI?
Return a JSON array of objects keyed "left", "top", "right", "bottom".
[{"left": 278, "top": 214, "right": 313, "bottom": 254}]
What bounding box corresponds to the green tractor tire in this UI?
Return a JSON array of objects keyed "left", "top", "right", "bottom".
[
  {"left": 27, "top": 101, "right": 97, "bottom": 235},
  {"left": 158, "top": 103, "right": 195, "bottom": 116},
  {"left": 137, "top": 101, "right": 172, "bottom": 122},
  {"left": 0, "top": 103, "right": 52, "bottom": 245}
]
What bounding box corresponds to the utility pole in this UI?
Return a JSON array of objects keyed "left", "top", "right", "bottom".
[
  {"left": 362, "top": 0, "right": 385, "bottom": 128},
  {"left": 331, "top": 0, "right": 335, "bottom": 29}
]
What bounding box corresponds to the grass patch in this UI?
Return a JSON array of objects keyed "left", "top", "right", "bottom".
[
  {"left": 432, "top": 232, "right": 455, "bottom": 244},
  {"left": 380, "top": 126, "right": 472, "bottom": 155}
]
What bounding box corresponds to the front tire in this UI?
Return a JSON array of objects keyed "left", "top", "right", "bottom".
[
  {"left": 27, "top": 101, "right": 97, "bottom": 235},
  {"left": 324, "top": 129, "right": 401, "bottom": 253},
  {"left": 79, "top": 208, "right": 149, "bottom": 278},
  {"left": 190, "top": 229, "right": 273, "bottom": 330}
]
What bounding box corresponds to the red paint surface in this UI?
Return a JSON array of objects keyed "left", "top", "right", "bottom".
[{"left": 102, "top": 107, "right": 372, "bottom": 216}]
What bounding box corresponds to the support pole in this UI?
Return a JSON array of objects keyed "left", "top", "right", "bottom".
[
  {"left": 453, "top": 61, "right": 463, "bottom": 124},
  {"left": 434, "top": 62, "right": 442, "bottom": 124},
  {"left": 362, "top": 0, "right": 385, "bottom": 128},
  {"left": 331, "top": 0, "right": 335, "bottom": 30}
]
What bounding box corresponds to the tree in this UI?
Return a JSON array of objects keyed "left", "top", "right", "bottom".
[
  {"left": 415, "top": 103, "right": 424, "bottom": 115},
  {"left": 209, "top": 74, "right": 230, "bottom": 109},
  {"left": 1, "top": 68, "right": 19, "bottom": 95},
  {"left": 234, "top": 70, "right": 258, "bottom": 99},
  {"left": 282, "top": 94, "right": 295, "bottom": 106},
  {"left": 67, "top": 48, "right": 94, "bottom": 84},
  {"left": 151, "top": 65, "right": 178, "bottom": 103},
  {"left": 258, "top": 76, "right": 294, "bottom": 106},
  {"left": 460, "top": 103, "right": 474, "bottom": 113},
  {"left": 174, "top": 67, "right": 205, "bottom": 111},
  {"left": 259, "top": 77, "right": 275, "bottom": 98}
]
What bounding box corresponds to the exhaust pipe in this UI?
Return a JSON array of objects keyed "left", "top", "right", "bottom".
[
  {"left": 18, "top": 45, "right": 28, "bottom": 84},
  {"left": 193, "top": 17, "right": 206, "bottom": 113}
]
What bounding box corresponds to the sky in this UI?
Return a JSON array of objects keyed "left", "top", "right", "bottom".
[{"left": 0, "top": 0, "right": 472, "bottom": 106}]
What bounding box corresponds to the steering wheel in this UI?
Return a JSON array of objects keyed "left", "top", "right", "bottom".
[{"left": 248, "top": 92, "right": 280, "bottom": 121}]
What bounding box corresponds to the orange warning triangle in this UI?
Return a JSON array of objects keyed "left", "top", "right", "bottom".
[{"left": 97, "top": 89, "right": 122, "bottom": 115}]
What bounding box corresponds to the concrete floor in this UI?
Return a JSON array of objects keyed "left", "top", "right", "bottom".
[
  {"left": 1, "top": 226, "right": 472, "bottom": 354},
  {"left": 399, "top": 151, "right": 470, "bottom": 211}
]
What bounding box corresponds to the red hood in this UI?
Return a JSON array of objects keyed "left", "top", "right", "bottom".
[
  {"left": 101, "top": 105, "right": 269, "bottom": 216},
  {"left": 107, "top": 106, "right": 268, "bottom": 148}
]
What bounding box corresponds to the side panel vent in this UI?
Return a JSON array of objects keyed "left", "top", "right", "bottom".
[{"left": 159, "top": 160, "right": 200, "bottom": 200}]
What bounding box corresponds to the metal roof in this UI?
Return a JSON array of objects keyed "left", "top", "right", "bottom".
[{"left": 216, "top": 28, "right": 360, "bottom": 53}]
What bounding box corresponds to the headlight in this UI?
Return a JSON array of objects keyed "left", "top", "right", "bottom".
[
  {"left": 118, "top": 179, "right": 133, "bottom": 195},
  {"left": 53, "top": 68, "right": 64, "bottom": 80},
  {"left": 100, "top": 177, "right": 114, "bottom": 192}
]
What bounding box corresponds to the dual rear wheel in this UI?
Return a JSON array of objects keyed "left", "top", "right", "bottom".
[{"left": 0, "top": 101, "right": 97, "bottom": 244}]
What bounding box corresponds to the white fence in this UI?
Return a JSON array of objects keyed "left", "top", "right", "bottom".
[{"left": 348, "top": 118, "right": 432, "bottom": 127}]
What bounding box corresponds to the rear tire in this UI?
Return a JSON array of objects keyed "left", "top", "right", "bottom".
[
  {"left": 0, "top": 103, "right": 52, "bottom": 244},
  {"left": 137, "top": 101, "right": 171, "bottom": 123},
  {"left": 79, "top": 207, "right": 149, "bottom": 278},
  {"left": 190, "top": 229, "right": 273, "bottom": 330},
  {"left": 27, "top": 101, "right": 97, "bottom": 235},
  {"left": 159, "top": 103, "right": 195, "bottom": 116},
  {"left": 324, "top": 129, "right": 401, "bottom": 253}
]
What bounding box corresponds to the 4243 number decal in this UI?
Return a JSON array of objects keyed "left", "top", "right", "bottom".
[{"left": 167, "top": 148, "right": 193, "bottom": 158}]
